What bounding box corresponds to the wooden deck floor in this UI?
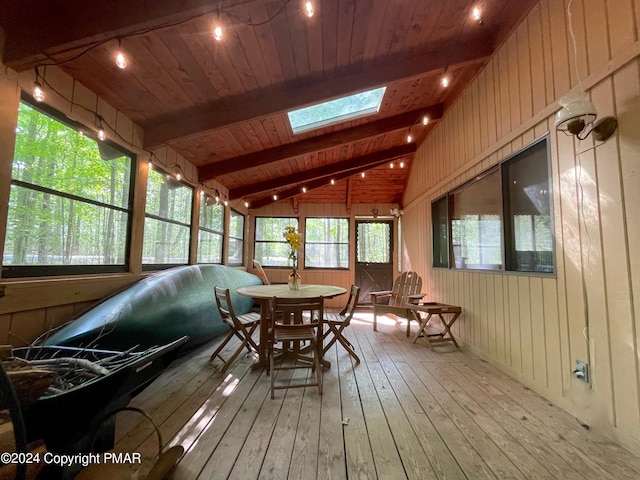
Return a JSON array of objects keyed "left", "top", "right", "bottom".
[{"left": 115, "top": 311, "right": 640, "bottom": 479}]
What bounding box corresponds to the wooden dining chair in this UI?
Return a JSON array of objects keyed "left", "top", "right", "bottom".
[
  {"left": 209, "top": 286, "right": 261, "bottom": 373},
  {"left": 371, "top": 271, "right": 426, "bottom": 336},
  {"left": 323, "top": 285, "right": 361, "bottom": 364},
  {"left": 267, "top": 296, "right": 324, "bottom": 399}
]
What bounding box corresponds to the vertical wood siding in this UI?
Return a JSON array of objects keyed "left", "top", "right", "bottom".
[{"left": 403, "top": 0, "right": 640, "bottom": 455}]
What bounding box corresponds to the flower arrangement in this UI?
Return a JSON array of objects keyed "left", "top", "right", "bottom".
[{"left": 283, "top": 226, "right": 302, "bottom": 289}]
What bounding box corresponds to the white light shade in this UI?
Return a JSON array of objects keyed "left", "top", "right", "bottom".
[{"left": 555, "top": 92, "right": 597, "bottom": 133}]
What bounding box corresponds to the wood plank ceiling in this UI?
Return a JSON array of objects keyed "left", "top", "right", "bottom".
[{"left": 0, "top": 0, "right": 538, "bottom": 209}]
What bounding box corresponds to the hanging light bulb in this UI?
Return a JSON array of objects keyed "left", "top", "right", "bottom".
[
  {"left": 361, "top": 172, "right": 366, "bottom": 178},
  {"left": 213, "top": 25, "right": 223, "bottom": 41},
  {"left": 472, "top": 7, "right": 482, "bottom": 22},
  {"left": 330, "top": 179, "right": 335, "bottom": 185},
  {"left": 422, "top": 116, "right": 429, "bottom": 126},
  {"left": 176, "top": 172, "right": 182, "bottom": 181},
  {"left": 390, "top": 162, "right": 394, "bottom": 169},
  {"left": 406, "top": 133, "right": 413, "bottom": 143},
  {"left": 302, "top": 186, "right": 307, "bottom": 193},
  {"left": 304, "top": 1, "right": 314, "bottom": 17},
  {"left": 441, "top": 76, "right": 449, "bottom": 88},
  {"left": 244, "top": 200, "right": 249, "bottom": 208},
  {"left": 98, "top": 128, "right": 106, "bottom": 141},
  {"left": 224, "top": 199, "right": 229, "bottom": 206},
  {"left": 148, "top": 158, "right": 153, "bottom": 169},
  {"left": 115, "top": 38, "right": 127, "bottom": 69},
  {"left": 273, "top": 193, "right": 278, "bottom": 201},
  {"left": 32, "top": 68, "right": 45, "bottom": 102},
  {"left": 215, "top": 190, "right": 220, "bottom": 203},
  {"left": 400, "top": 161, "right": 405, "bottom": 168},
  {"left": 33, "top": 81, "right": 45, "bottom": 102}
]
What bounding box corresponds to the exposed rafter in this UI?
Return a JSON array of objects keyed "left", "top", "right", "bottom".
[
  {"left": 246, "top": 149, "right": 416, "bottom": 209},
  {"left": 229, "top": 144, "right": 416, "bottom": 199},
  {"left": 143, "top": 45, "right": 492, "bottom": 147},
  {"left": 199, "top": 104, "right": 442, "bottom": 181}
]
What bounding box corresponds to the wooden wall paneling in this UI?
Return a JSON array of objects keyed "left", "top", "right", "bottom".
[
  {"left": 116, "top": 110, "right": 134, "bottom": 145},
  {"left": 506, "top": 34, "right": 521, "bottom": 131},
  {"left": 508, "top": 275, "right": 522, "bottom": 374},
  {"left": 517, "top": 20, "right": 533, "bottom": 123},
  {"left": 497, "top": 46, "right": 511, "bottom": 140},
  {"left": 493, "top": 275, "right": 506, "bottom": 365},
  {"left": 527, "top": 3, "right": 547, "bottom": 116},
  {"left": 607, "top": 0, "right": 635, "bottom": 58},
  {"left": 483, "top": 273, "right": 494, "bottom": 356},
  {"left": 0, "top": 314, "right": 10, "bottom": 345},
  {"left": 9, "top": 309, "right": 46, "bottom": 346},
  {"left": 519, "top": 275, "right": 535, "bottom": 382},
  {"left": 592, "top": 77, "right": 640, "bottom": 436},
  {"left": 477, "top": 70, "right": 489, "bottom": 152},
  {"left": 529, "top": 277, "right": 549, "bottom": 389},
  {"left": 41, "top": 66, "right": 74, "bottom": 113},
  {"left": 471, "top": 80, "right": 482, "bottom": 158},
  {"left": 614, "top": 59, "right": 640, "bottom": 431},
  {"left": 69, "top": 80, "right": 98, "bottom": 129},
  {"left": 538, "top": 0, "right": 555, "bottom": 106},
  {"left": 463, "top": 88, "right": 474, "bottom": 162},
  {"left": 485, "top": 60, "right": 498, "bottom": 147},
  {"left": 567, "top": 0, "right": 588, "bottom": 89},
  {"left": 547, "top": 0, "right": 571, "bottom": 97},
  {"left": 583, "top": 0, "right": 610, "bottom": 77},
  {"left": 542, "top": 277, "right": 563, "bottom": 396},
  {"left": 44, "top": 303, "right": 76, "bottom": 331}
]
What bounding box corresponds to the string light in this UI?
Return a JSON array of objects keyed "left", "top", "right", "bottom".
[
  {"left": 115, "top": 38, "right": 127, "bottom": 69},
  {"left": 390, "top": 163, "right": 394, "bottom": 168},
  {"left": 400, "top": 161, "right": 405, "bottom": 168},
  {"left": 472, "top": 7, "right": 482, "bottom": 22},
  {"left": 96, "top": 115, "right": 106, "bottom": 141},
  {"left": 361, "top": 172, "right": 366, "bottom": 178},
  {"left": 215, "top": 189, "right": 220, "bottom": 203},
  {"left": 441, "top": 76, "right": 449, "bottom": 88},
  {"left": 213, "top": 25, "right": 223, "bottom": 41},
  {"left": 406, "top": 133, "right": 413, "bottom": 143},
  {"left": 304, "top": 1, "right": 314, "bottom": 17},
  {"left": 33, "top": 68, "right": 45, "bottom": 102},
  {"left": 224, "top": 199, "right": 229, "bottom": 206},
  {"left": 330, "top": 179, "right": 335, "bottom": 185},
  {"left": 422, "top": 116, "right": 429, "bottom": 125},
  {"left": 302, "top": 186, "right": 307, "bottom": 193},
  {"left": 273, "top": 192, "right": 278, "bottom": 201},
  {"left": 244, "top": 200, "right": 249, "bottom": 207}
]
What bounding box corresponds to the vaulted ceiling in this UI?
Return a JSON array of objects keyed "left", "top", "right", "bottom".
[{"left": 0, "top": 0, "right": 538, "bottom": 209}]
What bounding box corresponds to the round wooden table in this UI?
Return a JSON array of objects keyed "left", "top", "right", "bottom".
[{"left": 237, "top": 284, "right": 347, "bottom": 368}]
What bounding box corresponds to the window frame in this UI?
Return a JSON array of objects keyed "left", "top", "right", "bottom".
[
  {"left": 253, "top": 216, "right": 299, "bottom": 268},
  {"left": 303, "top": 217, "right": 350, "bottom": 270},
  {"left": 2, "top": 97, "right": 136, "bottom": 278},
  {"left": 197, "top": 195, "right": 225, "bottom": 264},
  {"left": 142, "top": 165, "right": 194, "bottom": 271},
  {"left": 431, "top": 135, "right": 554, "bottom": 276},
  {"left": 227, "top": 208, "right": 245, "bottom": 266}
]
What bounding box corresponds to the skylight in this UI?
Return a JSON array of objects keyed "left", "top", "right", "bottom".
[{"left": 287, "top": 87, "right": 386, "bottom": 134}]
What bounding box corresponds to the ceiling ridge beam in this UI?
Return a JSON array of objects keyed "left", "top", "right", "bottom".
[
  {"left": 229, "top": 143, "right": 416, "bottom": 199},
  {"left": 199, "top": 104, "right": 442, "bottom": 181},
  {"left": 143, "top": 44, "right": 493, "bottom": 147}
]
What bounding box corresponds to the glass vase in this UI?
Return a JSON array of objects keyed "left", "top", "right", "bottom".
[{"left": 288, "top": 270, "right": 301, "bottom": 290}]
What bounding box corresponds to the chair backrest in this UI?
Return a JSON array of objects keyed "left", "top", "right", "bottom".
[
  {"left": 213, "top": 286, "right": 238, "bottom": 328},
  {"left": 271, "top": 296, "right": 324, "bottom": 328},
  {"left": 339, "top": 285, "right": 361, "bottom": 321},
  {"left": 389, "top": 271, "right": 422, "bottom": 307},
  {"left": 252, "top": 259, "right": 270, "bottom": 285}
]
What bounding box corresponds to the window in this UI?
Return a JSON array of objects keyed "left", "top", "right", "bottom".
[
  {"left": 142, "top": 167, "right": 193, "bottom": 269},
  {"left": 227, "top": 209, "right": 244, "bottom": 266},
  {"left": 502, "top": 139, "right": 554, "bottom": 272},
  {"left": 304, "top": 218, "right": 349, "bottom": 269},
  {"left": 2, "top": 100, "right": 134, "bottom": 277},
  {"left": 433, "top": 136, "right": 553, "bottom": 274},
  {"left": 451, "top": 169, "right": 503, "bottom": 270},
  {"left": 287, "top": 87, "right": 386, "bottom": 134},
  {"left": 198, "top": 196, "right": 224, "bottom": 263},
  {"left": 254, "top": 217, "right": 298, "bottom": 267},
  {"left": 432, "top": 196, "right": 449, "bottom": 268}
]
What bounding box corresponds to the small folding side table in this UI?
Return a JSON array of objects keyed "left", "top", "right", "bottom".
[{"left": 405, "top": 302, "right": 462, "bottom": 349}]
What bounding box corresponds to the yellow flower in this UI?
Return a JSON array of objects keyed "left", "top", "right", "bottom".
[{"left": 283, "top": 226, "right": 302, "bottom": 262}]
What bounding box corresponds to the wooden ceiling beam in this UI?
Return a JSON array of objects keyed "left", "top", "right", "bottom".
[
  {"left": 199, "top": 104, "right": 442, "bottom": 181},
  {"left": 1, "top": 0, "right": 257, "bottom": 70},
  {"left": 229, "top": 144, "right": 416, "bottom": 199},
  {"left": 143, "top": 44, "right": 493, "bottom": 147}
]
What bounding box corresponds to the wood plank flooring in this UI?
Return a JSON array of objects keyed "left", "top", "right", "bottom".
[{"left": 115, "top": 311, "right": 640, "bottom": 479}]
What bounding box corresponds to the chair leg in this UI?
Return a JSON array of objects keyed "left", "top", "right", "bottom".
[
  {"left": 209, "top": 330, "right": 234, "bottom": 363},
  {"left": 373, "top": 312, "right": 378, "bottom": 331},
  {"left": 336, "top": 334, "right": 360, "bottom": 364}
]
